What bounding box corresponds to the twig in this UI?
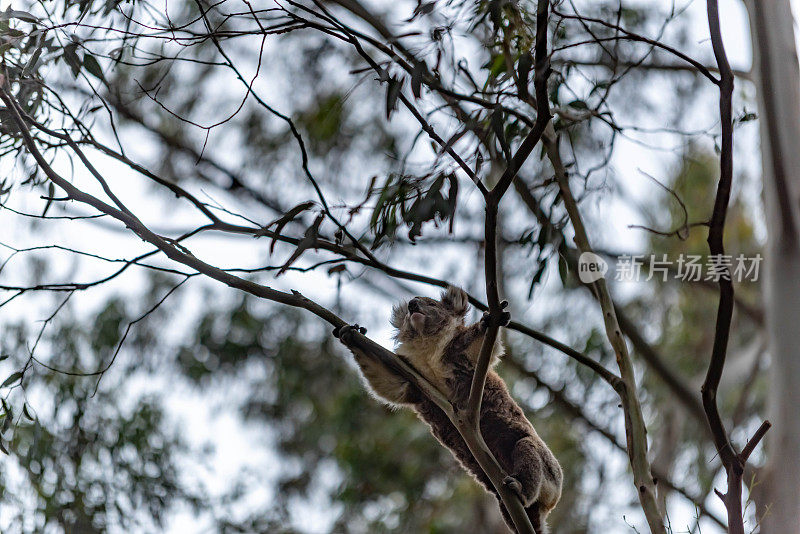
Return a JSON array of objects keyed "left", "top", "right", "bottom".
[
  {"left": 551, "top": 9, "right": 719, "bottom": 83},
  {"left": 700, "top": 2, "right": 771, "bottom": 532}
]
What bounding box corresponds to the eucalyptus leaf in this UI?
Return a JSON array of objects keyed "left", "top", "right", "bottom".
[
  {"left": 83, "top": 53, "right": 104, "bottom": 80},
  {"left": 2, "top": 371, "right": 22, "bottom": 388}
]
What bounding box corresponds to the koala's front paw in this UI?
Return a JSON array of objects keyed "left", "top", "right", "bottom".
[
  {"left": 333, "top": 324, "right": 367, "bottom": 344},
  {"left": 498, "top": 301, "right": 511, "bottom": 327},
  {"left": 481, "top": 302, "right": 511, "bottom": 328},
  {"left": 481, "top": 311, "right": 491, "bottom": 329}
]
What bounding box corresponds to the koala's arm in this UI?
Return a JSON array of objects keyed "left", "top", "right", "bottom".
[
  {"left": 462, "top": 320, "right": 490, "bottom": 361},
  {"left": 336, "top": 325, "right": 416, "bottom": 406},
  {"left": 461, "top": 306, "right": 511, "bottom": 364}
]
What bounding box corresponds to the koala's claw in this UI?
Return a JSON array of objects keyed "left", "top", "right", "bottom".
[
  {"left": 503, "top": 476, "right": 524, "bottom": 499},
  {"left": 334, "top": 324, "right": 367, "bottom": 343},
  {"left": 481, "top": 309, "right": 512, "bottom": 328}
]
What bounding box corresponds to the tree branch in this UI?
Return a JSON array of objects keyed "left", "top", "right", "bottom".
[
  {"left": 701, "top": 2, "right": 770, "bottom": 532},
  {"left": 547, "top": 129, "right": 666, "bottom": 533}
]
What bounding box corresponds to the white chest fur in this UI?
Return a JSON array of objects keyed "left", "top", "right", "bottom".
[{"left": 395, "top": 325, "right": 458, "bottom": 394}]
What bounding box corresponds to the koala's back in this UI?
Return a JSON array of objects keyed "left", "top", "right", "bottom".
[
  {"left": 412, "top": 387, "right": 494, "bottom": 489},
  {"left": 411, "top": 370, "right": 560, "bottom": 509}
]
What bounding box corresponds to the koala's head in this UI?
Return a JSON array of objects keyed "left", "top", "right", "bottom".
[{"left": 391, "top": 286, "right": 470, "bottom": 343}]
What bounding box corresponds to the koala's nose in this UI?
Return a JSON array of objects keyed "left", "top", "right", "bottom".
[{"left": 408, "top": 298, "right": 421, "bottom": 313}]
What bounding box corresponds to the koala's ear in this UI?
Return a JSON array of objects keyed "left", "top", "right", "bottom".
[
  {"left": 442, "top": 286, "right": 469, "bottom": 316},
  {"left": 390, "top": 302, "right": 408, "bottom": 329}
]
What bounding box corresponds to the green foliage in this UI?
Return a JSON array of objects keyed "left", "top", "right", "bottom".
[
  {"left": 0, "top": 291, "right": 200, "bottom": 533},
  {"left": 296, "top": 93, "right": 347, "bottom": 151},
  {"left": 370, "top": 172, "right": 458, "bottom": 245}
]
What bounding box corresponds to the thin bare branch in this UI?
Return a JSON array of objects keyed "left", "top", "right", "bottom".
[{"left": 701, "top": 2, "right": 771, "bottom": 532}]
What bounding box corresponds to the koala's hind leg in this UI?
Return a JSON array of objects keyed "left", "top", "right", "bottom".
[
  {"left": 505, "top": 437, "right": 546, "bottom": 507},
  {"left": 525, "top": 502, "right": 546, "bottom": 534}
]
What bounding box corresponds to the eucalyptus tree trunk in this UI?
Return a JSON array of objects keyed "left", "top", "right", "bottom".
[{"left": 745, "top": 1, "right": 800, "bottom": 532}]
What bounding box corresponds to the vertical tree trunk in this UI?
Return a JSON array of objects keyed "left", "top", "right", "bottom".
[{"left": 745, "top": 2, "right": 800, "bottom": 532}]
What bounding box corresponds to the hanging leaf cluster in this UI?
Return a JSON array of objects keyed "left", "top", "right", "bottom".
[{"left": 370, "top": 172, "right": 458, "bottom": 246}]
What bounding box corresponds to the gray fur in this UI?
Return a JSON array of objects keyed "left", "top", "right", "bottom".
[{"left": 342, "top": 287, "right": 563, "bottom": 533}]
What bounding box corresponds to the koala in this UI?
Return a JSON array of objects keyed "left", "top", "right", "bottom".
[{"left": 337, "top": 286, "right": 562, "bottom": 534}]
